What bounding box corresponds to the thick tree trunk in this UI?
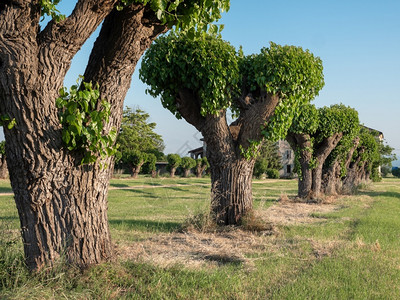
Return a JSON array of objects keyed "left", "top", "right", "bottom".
[
  {"left": 0, "top": 1, "right": 167, "bottom": 270},
  {"left": 321, "top": 160, "right": 341, "bottom": 195},
  {"left": 170, "top": 167, "right": 177, "bottom": 178},
  {"left": 287, "top": 134, "right": 313, "bottom": 199},
  {"left": 209, "top": 158, "right": 255, "bottom": 225},
  {"left": 184, "top": 169, "right": 191, "bottom": 177},
  {"left": 131, "top": 162, "right": 144, "bottom": 178},
  {"left": 0, "top": 156, "right": 7, "bottom": 179},
  {"left": 310, "top": 133, "right": 343, "bottom": 199}
]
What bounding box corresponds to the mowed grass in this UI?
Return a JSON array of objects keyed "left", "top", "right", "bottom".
[{"left": 0, "top": 177, "right": 400, "bottom": 299}]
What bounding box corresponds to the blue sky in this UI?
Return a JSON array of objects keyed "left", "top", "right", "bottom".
[{"left": 2, "top": 0, "right": 399, "bottom": 165}]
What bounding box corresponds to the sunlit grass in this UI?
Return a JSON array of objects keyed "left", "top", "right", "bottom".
[{"left": 0, "top": 177, "right": 400, "bottom": 299}]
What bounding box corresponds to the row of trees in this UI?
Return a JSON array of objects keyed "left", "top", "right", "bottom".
[
  {"left": 287, "top": 104, "right": 395, "bottom": 199},
  {"left": 0, "top": 0, "right": 396, "bottom": 271}
]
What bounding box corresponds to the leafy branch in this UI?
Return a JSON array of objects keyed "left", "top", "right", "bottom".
[{"left": 56, "top": 76, "right": 117, "bottom": 165}]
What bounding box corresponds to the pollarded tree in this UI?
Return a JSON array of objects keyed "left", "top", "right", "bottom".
[
  {"left": 343, "top": 129, "right": 380, "bottom": 190},
  {"left": 181, "top": 156, "right": 196, "bottom": 177},
  {"left": 0, "top": 0, "right": 230, "bottom": 270},
  {"left": 287, "top": 104, "right": 359, "bottom": 199},
  {"left": 321, "top": 133, "right": 360, "bottom": 195},
  {"left": 0, "top": 140, "right": 7, "bottom": 179},
  {"left": 142, "top": 152, "right": 157, "bottom": 177},
  {"left": 140, "top": 33, "right": 324, "bottom": 225},
  {"left": 167, "top": 154, "right": 181, "bottom": 178},
  {"left": 121, "top": 149, "right": 147, "bottom": 178},
  {"left": 195, "top": 157, "right": 209, "bottom": 178}
]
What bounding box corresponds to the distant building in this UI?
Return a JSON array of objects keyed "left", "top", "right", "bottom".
[{"left": 187, "top": 137, "right": 295, "bottom": 178}]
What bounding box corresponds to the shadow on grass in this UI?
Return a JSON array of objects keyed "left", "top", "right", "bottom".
[
  {"left": 0, "top": 187, "right": 12, "bottom": 193},
  {"left": 357, "top": 190, "right": 400, "bottom": 200},
  {"left": 109, "top": 219, "right": 181, "bottom": 233}
]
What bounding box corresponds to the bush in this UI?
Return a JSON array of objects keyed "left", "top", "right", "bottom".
[
  {"left": 392, "top": 167, "right": 400, "bottom": 178},
  {"left": 266, "top": 168, "right": 280, "bottom": 179}
]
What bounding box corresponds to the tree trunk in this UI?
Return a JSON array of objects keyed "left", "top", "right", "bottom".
[
  {"left": 131, "top": 162, "right": 144, "bottom": 178},
  {"left": 321, "top": 160, "right": 341, "bottom": 195},
  {"left": 287, "top": 134, "right": 313, "bottom": 199},
  {"left": 0, "top": 155, "right": 7, "bottom": 179},
  {"left": 184, "top": 169, "right": 191, "bottom": 177},
  {"left": 170, "top": 167, "right": 177, "bottom": 178},
  {"left": 209, "top": 157, "right": 255, "bottom": 225},
  {"left": 0, "top": 1, "right": 167, "bottom": 270},
  {"left": 310, "top": 133, "right": 343, "bottom": 199}
]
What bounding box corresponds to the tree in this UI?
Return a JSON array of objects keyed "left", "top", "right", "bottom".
[
  {"left": 378, "top": 143, "right": 397, "bottom": 177},
  {"left": 142, "top": 153, "right": 157, "bottom": 177},
  {"left": 392, "top": 167, "right": 400, "bottom": 178},
  {"left": 195, "top": 157, "right": 209, "bottom": 178},
  {"left": 342, "top": 129, "right": 380, "bottom": 191},
  {"left": 181, "top": 156, "right": 196, "bottom": 177},
  {"left": 0, "top": 0, "right": 230, "bottom": 270},
  {"left": 140, "top": 33, "right": 324, "bottom": 225},
  {"left": 117, "top": 107, "right": 165, "bottom": 155},
  {"left": 0, "top": 141, "right": 7, "bottom": 179},
  {"left": 121, "top": 150, "right": 147, "bottom": 178},
  {"left": 287, "top": 104, "right": 359, "bottom": 199},
  {"left": 167, "top": 154, "right": 181, "bottom": 178},
  {"left": 253, "top": 140, "right": 281, "bottom": 178}
]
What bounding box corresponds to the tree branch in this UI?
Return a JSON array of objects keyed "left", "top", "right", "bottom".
[
  {"left": 82, "top": 3, "right": 169, "bottom": 131},
  {"left": 235, "top": 92, "right": 280, "bottom": 149},
  {"left": 37, "top": 0, "right": 117, "bottom": 87}
]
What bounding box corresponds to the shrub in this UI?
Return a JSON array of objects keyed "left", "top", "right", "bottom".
[{"left": 266, "top": 168, "right": 280, "bottom": 179}]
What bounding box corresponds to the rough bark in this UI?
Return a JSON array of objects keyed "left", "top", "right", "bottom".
[
  {"left": 0, "top": 1, "right": 167, "bottom": 270},
  {"left": 286, "top": 133, "right": 313, "bottom": 199},
  {"left": 0, "top": 155, "right": 7, "bottom": 179},
  {"left": 175, "top": 90, "right": 279, "bottom": 225},
  {"left": 310, "top": 133, "right": 343, "bottom": 199}
]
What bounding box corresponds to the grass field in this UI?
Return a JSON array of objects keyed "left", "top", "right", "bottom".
[{"left": 1, "top": 177, "right": 400, "bottom": 299}]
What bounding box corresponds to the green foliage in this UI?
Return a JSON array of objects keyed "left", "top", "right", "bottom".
[
  {"left": 166, "top": 154, "right": 181, "bottom": 169},
  {"left": 392, "top": 168, "right": 400, "bottom": 178},
  {"left": 142, "top": 153, "right": 157, "bottom": 174},
  {"left": 266, "top": 168, "right": 280, "bottom": 179},
  {"left": 316, "top": 104, "right": 359, "bottom": 142},
  {"left": 117, "top": 0, "right": 230, "bottom": 37},
  {"left": 116, "top": 107, "right": 164, "bottom": 155},
  {"left": 181, "top": 157, "right": 196, "bottom": 170},
  {"left": 247, "top": 43, "right": 324, "bottom": 141},
  {"left": 196, "top": 157, "right": 209, "bottom": 169},
  {"left": 40, "top": 0, "right": 65, "bottom": 22},
  {"left": 56, "top": 77, "right": 117, "bottom": 165},
  {"left": 0, "top": 115, "right": 16, "bottom": 130},
  {"left": 140, "top": 33, "right": 240, "bottom": 117},
  {"left": 288, "top": 104, "right": 319, "bottom": 135},
  {"left": 253, "top": 140, "right": 282, "bottom": 178}
]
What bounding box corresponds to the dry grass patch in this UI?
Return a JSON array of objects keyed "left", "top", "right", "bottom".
[
  {"left": 261, "top": 202, "right": 338, "bottom": 225},
  {"left": 119, "top": 228, "right": 281, "bottom": 270}
]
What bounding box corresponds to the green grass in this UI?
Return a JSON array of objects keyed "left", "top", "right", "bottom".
[{"left": 1, "top": 177, "right": 400, "bottom": 299}]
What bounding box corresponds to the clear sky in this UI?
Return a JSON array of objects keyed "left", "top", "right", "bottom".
[{"left": 2, "top": 0, "right": 399, "bottom": 165}]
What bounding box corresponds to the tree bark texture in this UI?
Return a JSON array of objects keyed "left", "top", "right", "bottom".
[
  {"left": 286, "top": 133, "right": 313, "bottom": 199},
  {"left": 0, "top": 155, "right": 7, "bottom": 179},
  {"left": 175, "top": 90, "right": 279, "bottom": 225},
  {"left": 0, "top": 1, "right": 167, "bottom": 270},
  {"left": 310, "top": 133, "right": 343, "bottom": 199}
]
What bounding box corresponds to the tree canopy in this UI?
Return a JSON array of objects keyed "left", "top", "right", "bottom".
[{"left": 140, "top": 32, "right": 324, "bottom": 224}]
